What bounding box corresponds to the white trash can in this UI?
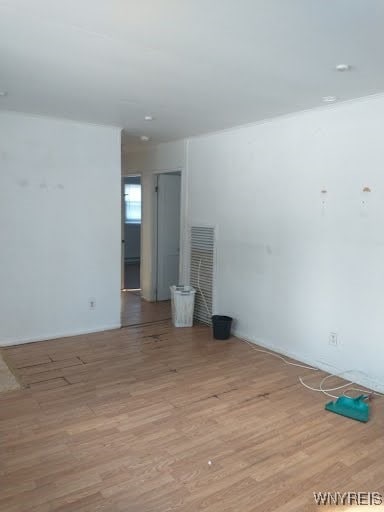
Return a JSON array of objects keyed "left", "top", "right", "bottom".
[{"left": 170, "top": 285, "right": 196, "bottom": 327}]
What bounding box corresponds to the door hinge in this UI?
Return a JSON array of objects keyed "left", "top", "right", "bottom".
[{"left": 155, "top": 185, "right": 159, "bottom": 193}]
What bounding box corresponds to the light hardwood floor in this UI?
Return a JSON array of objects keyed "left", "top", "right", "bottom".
[
  {"left": 1, "top": 323, "right": 384, "bottom": 511},
  {"left": 121, "top": 291, "right": 171, "bottom": 327}
]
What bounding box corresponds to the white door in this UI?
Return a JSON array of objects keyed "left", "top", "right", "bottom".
[{"left": 156, "top": 173, "right": 181, "bottom": 301}]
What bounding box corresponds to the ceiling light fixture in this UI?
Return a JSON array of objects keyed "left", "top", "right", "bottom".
[
  {"left": 144, "top": 115, "right": 154, "bottom": 121},
  {"left": 322, "top": 96, "right": 337, "bottom": 103},
  {"left": 335, "top": 64, "right": 351, "bottom": 72},
  {"left": 140, "top": 135, "right": 150, "bottom": 142}
]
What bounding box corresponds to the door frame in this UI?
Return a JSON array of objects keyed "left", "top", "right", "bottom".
[
  {"left": 153, "top": 171, "right": 182, "bottom": 301},
  {"left": 122, "top": 165, "right": 186, "bottom": 303}
]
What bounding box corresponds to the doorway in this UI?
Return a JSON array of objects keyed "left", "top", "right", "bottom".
[
  {"left": 122, "top": 176, "right": 142, "bottom": 291},
  {"left": 155, "top": 172, "right": 181, "bottom": 301},
  {"left": 121, "top": 171, "right": 182, "bottom": 327}
]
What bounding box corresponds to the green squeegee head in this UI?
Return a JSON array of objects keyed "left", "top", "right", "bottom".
[{"left": 325, "top": 395, "right": 370, "bottom": 422}]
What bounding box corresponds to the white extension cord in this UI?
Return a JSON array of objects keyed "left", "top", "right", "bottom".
[
  {"left": 196, "top": 259, "right": 383, "bottom": 400},
  {"left": 197, "top": 259, "right": 212, "bottom": 322},
  {"left": 240, "top": 336, "right": 383, "bottom": 400}
]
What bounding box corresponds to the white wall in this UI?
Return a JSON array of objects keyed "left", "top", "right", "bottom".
[
  {"left": 187, "top": 95, "right": 384, "bottom": 391},
  {"left": 0, "top": 111, "right": 121, "bottom": 345},
  {"left": 122, "top": 141, "right": 186, "bottom": 175},
  {"left": 122, "top": 140, "right": 187, "bottom": 300}
]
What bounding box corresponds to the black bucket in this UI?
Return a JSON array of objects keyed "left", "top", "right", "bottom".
[{"left": 212, "top": 315, "right": 233, "bottom": 340}]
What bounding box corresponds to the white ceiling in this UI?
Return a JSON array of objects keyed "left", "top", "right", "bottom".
[{"left": 1, "top": 0, "right": 384, "bottom": 149}]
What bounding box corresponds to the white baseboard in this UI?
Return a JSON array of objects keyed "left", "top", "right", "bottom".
[
  {"left": 233, "top": 328, "right": 384, "bottom": 394},
  {"left": 0, "top": 323, "right": 122, "bottom": 347}
]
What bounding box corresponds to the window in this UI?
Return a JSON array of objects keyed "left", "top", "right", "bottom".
[{"left": 124, "top": 183, "right": 141, "bottom": 224}]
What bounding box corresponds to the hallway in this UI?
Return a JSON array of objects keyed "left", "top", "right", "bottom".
[{"left": 121, "top": 291, "right": 171, "bottom": 327}]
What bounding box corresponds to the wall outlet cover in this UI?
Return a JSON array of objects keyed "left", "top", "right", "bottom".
[{"left": 329, "top": 332, "right": 338, "bottom": 346}]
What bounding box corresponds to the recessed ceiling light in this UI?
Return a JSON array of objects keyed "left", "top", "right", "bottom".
[
  {"left": 144, "top": 115, "right": 154, "bottom": 121},
  {"left": 335, "top": 64, "right": 351, "bottom": 72},
  {"left": 322, "top": 96, "right": 337, "bottom": 103},
  {"left": 0, "top": 91, "right": 8, "bottom": 97},
  {"left": 140, "top": 135, "right": 150, "bottom": 142}
]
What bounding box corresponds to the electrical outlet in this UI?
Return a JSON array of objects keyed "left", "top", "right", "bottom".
[
  {"left": 89, "top": 298, "right": 96, "bottom": 310},
  {"left": 329, "top": 332, "right": 338, "bottom": 346}
]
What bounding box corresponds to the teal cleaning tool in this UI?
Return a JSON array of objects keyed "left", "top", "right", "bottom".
[{"left": 325, "top": 395, "right": 370, "bottom": 422}]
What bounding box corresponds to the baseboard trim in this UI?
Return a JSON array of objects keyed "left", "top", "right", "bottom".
[
  {"left": 0, "top": 323, "right": 122, "bottom": 347},
  {"left": 233, "top": 328, "right": 384, "bottom": 394}
]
